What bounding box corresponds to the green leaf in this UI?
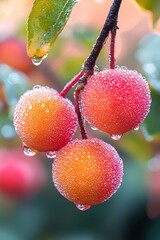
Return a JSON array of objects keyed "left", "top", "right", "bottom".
[
  {"left": 136, "top": 34, "right": 160, "bottom": 92},
  {"left": 27, "top": 0, "right": 77, "bottom": 61},
  {"left": 135, "top": 0, "right": 160, "bottom": 23},
  {"left": 140, "top": 90, "right": 160, "bottom": 140}
]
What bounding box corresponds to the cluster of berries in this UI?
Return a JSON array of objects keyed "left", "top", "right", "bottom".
[{"left": 13, "top": 67, "right": 151, "bottom": 210}]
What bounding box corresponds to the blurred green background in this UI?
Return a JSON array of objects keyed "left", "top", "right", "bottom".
[{"left": 0, "top": 0, "right": 160, "bottom": 239}]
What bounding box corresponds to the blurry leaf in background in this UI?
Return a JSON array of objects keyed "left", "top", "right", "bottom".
[
  {"left": 136, "top": 34, "right": 160, "bottom": 92},
  {"left": 0, "top": 64, "right": 29, "bottom": 116},
  {"left": 135, "top": 0, "right": 160, "bottom": 24},
  {"left": 0, "top": 64, "right": 30, "bottom": 141},
  {"left": 27, "top": 0, "right": 77, "bottom": 61},
  {"left": 136, "top": 34, "right": 160, "bottom": 140},
  {"left": 141, "top": 90, "right": 160, "bottom": 140}
]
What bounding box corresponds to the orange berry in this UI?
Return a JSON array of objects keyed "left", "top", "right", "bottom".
[
  {"left": 13, "top": 86, "right": 78, "bottom": 152},
  {"left": 52, "top": 138, "right": 123, "bottom": 210},
  {"left": 81, "top": 68, "right": 151, "bottom": 137}
]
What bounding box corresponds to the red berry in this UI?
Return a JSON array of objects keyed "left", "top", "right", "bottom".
[
  {"left": 52, "top": 138, "right": 123, "bottom": 209},
  {"left": 0, "top": 38, "right": 33, "bottom": 73},
  {"left": 0, "top": 149, "right": 46, "bottom": 199},
  {"left": 81, "top": 68, "right": 151, "bottom": 136},
  {"left": 13, "top": 86, "right": 78, "bottom": 152}
]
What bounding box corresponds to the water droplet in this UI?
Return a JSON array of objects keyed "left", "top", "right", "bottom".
[
  {"left": 90, "top": 125, "right": 97, "bottom": 131},
  {"left": 41, "top": 103, "right": 45, "bottom": 108},
  {"left": 134, "top": 126, "right": 140, "bottom": 131},
  {"left": 31, "top": 54, "right": 48, "bottom": 66},
  {"left": 75, "top": 204, "right": 91, "bottom": 211},
  {"left": 32, "top": 57, "right": 43, "bottom": 66},
  {"left": 94, "top": 65, "right": 99, "bottom": 74},
  {"left": 111, "top": 134, "right": 122, "bottom": 140},
  {"left": 115, "top": 65, "right": 120, "bottom": 69},
  {"left": 23, "top": 145, "right": 37, "bottom": 157},
  {"left": 120, "top": 66, "right": 128, "bottom": 71},
  {"left": 46, "top": 151, "right": 56, "bottom": 159},
  {"left": 33, "top": 85, "right": 41, "bottom": 90}
]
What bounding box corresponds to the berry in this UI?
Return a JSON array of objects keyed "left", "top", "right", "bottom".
[
  {"left": 13, "top": 86, "right": 78, "bottom": 152},
  {"left": 81, "top": 68, "right": 151, "bottom": 136},
  {"left": 0, "top": 38, "right": 33, "bottom": 73},
  {"left": 0, "top": 149, "right": 46, "bottom": 199},
  {"left": 52, "top": 138, "right": 123, "bottom": 209}
]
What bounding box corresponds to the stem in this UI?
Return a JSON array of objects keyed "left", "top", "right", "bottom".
[
  {"left": 74, "top": 88, "right": 88, "bottom": 139},
  {"left": 60, "top": 0, "right": 122, "bottom": 97},
  {"left": 83, "top": 0, "right": 122, "bottom": 72},
  {"left": 109, "top": 28, "right": 117, "bottom": 69},
  {"left": 60, "top": 70, "right": 84, "bottom": 97}
]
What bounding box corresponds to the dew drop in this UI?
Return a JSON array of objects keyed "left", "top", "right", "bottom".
[
  {"left": 111, "top": 134, "right": 122, "bottom": 140},
  {"left": 32, "top": 57, "right": 43, "bottom": 66},
  {"left": 134, "top": 126, "right": 140, "bottom": 131},
  {"left": 115, "top": 65, "right": 120, "bottom": 69},
  {"left": 90, "top": 125, "right": 97, "bottom": 131},
  {"left": 94, "top": 65, "right": 99, "bottom": 74},
  {"left": 75, "top": 204, "right": 91, "bottom": 211},
  {"left": 33, "top": 85, "right": 41, "bottom": 90},
  {"left": 120, "top": 66, "right": 127, "bottom": 71},
  {"left": 46, "top": 151, "right": 56, "bottom": 159},
  {"left": 31, "top": 54, "right": 48, "bottom": 66},
  {"left": 23, "top": 145, "right": 37, "bottom": 157}
]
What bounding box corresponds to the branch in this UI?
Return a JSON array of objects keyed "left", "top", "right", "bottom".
[
  {"left": 74, "top": 87, "right": 88, "bottom": 139},
  {"left": 83, "top": 0, "right": 122, "bottom": 72},
  {"left": 60, "top": 0, "right": 122, "bottom": 97}
]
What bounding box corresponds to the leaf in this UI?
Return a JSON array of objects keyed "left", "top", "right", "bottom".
[
  {"left": 27, "top": 0, "right": 77, "bottom": 61},
  {"left": 141, "top": 90, "right": 160, "bottom": 139},
  {"left": 136, "top": 34, "right": 160, "bottom": 92},
  {"left": 135, "top": 0, "right": 160, "bottom": 23}
]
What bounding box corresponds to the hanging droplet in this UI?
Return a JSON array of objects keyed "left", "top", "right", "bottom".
[
  {"left": 23, "top": 145, "right": 37, "bottom": 156},
  {"left": 32, "top": 57, "right": 43, "bottom": 66},
  {"left": 31, "top": 54, "right": 48, "bottom": 66},
  {"left": 75, "top": 204, "right": 91, "bottom": 211},
  {"left": 134, "top": 126, "right": 140, "bottom": 131},
  {"left": 90, "top": 125, "right": 97, "bottom": 131},
  {"left": 111, "top": 134, "right": 122, "bottom": 140},
  {"left": 46, "top": 151, "right": 56, "bottom": 159},
  {"left": 33, "top": 85, "right": 41, "bottom": 90}
]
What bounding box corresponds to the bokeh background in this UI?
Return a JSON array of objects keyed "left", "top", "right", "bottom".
[{"left": 0, "top": 0, "right": 160, "bottom": 239}]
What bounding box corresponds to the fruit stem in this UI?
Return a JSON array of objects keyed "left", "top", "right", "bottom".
[
  {"left": 74, "top": 87, "right": 88, "bottom": 139},
  {"left": 60, "top": 0, "right": 122, "bottom": 97},
  {"left": 60, "top": 70, "right": 84, "bottom": 97},
  {"left": 109, "top": 28, "right": 117, "bottom": 69},
  {"left": 83, "top": 0, "right": 122, "bottom": 72}
]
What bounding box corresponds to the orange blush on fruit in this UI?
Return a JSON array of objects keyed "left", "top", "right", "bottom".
[
  {"left": 13, "top": 86, "right": 78, "bottom": 152},
  {"left": 52, "top": 138, "right": 123, "bottom": 210}
]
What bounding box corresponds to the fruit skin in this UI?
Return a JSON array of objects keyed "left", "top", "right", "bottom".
[
  {"left": 0, "top": 149, "right": 46, "bottom": 199},
  {"left": 0, "top": 38, "right": 33, "bottom": 73},
  {"left": 13, "top": 86, "right": 78, "bottom": 152},
  {"left": 52, "top": 138, "right": 123, "bottom": 206},
  {"left": 81, "top": 68, "right": 151, "bottom": 136}
]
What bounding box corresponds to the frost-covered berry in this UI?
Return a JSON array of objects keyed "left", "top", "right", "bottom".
[
  {"left": 81, "top": 68, "right": 151, "bottom": 137},
  {"left": 14, "top": 86, "right": 78, "bottom": 152},
  {"left": 52, "top": 138, "right": 123, "bottom": 210}
]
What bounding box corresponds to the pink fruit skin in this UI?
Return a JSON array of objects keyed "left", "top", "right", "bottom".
[
  {"left": 82, "top": 69, "right": 151, "bottom": 135},
  {"left": 0, "top": 149, "right": 46, "bottom": 199}
]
